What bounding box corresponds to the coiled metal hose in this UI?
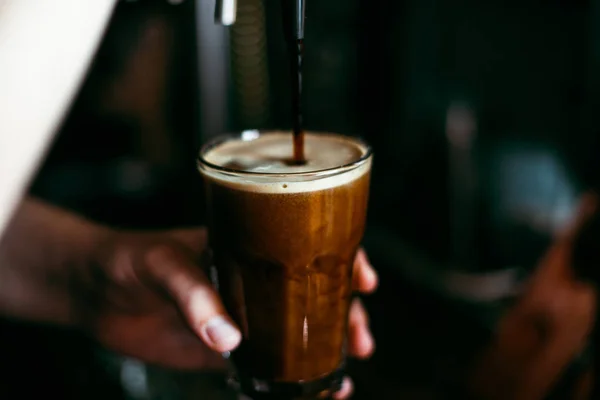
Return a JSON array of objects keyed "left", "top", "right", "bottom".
[{"left": 229, "top": 0, "right": 271, "bottom": 129}]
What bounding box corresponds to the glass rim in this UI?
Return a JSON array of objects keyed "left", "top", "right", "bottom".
[{"left": 197, "top": 130, "right": 373, "bottom": 179}]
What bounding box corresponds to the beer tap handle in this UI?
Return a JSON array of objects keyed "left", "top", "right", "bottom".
[{"left": 214, "top": 0, "right": 237, "bottom": 26}]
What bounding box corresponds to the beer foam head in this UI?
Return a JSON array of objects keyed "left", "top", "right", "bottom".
[{"left": 199, "top": 130, "right": 371, "bottom": 193}]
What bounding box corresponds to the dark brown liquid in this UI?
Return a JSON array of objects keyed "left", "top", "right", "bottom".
[
  {"left": 290, "top": 39, "right": 305, "bottom": 164},
  {"left": 205, "top": 172, "right": 370, "bottom": 384},
  {"left": 281, "top": 0, "right": 305, "bottom": 164}
]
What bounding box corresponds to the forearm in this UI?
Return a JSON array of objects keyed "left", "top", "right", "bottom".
[{"left": 0, "top": 197, "right": 110, "bottom": 326}]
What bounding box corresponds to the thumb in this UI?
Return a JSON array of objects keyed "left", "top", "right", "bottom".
[{"left": 145, "top": 244, "right": 242, "bottom": 353}]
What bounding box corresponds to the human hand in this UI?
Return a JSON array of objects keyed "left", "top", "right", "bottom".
[
  {"left": 83, "top": 228, "right": 378, "bottom": 398},
  {"left": 468, "top": 194, "right": 599, "bottom": 400}
]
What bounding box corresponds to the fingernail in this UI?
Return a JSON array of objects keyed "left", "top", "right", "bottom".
[
  {"left": 362, "top": 326, "right": 376, "bottom": 355},
  {"left": 358, "top": 250, "right": 370, "bottom": 266},
  {"left": 341, "top": 377, "right": 351, "bottom": 391},
  {"left": 202, "top": 316, "right": 241, "bottom": 351},
  {"left": 363, "top": 266, "right": 378, "bottom": 291},
  {"left": 333, "top": 377, "right": 353, "bottom": 399}
]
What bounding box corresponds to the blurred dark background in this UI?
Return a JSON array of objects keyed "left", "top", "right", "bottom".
[{"left": 2, "top": 0, "right": 600, "bottom": 398}]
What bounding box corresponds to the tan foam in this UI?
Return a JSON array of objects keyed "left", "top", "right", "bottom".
[{"left": 199, "top": 131, "right": 371, "bottom": 193}]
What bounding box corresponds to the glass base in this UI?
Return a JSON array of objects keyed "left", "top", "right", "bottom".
[{"left": 228, "top": 368, "right": 344, "bottom": 400}]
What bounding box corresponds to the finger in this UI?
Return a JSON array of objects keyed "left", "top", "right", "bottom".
[
  {"left": 333, "top": 377, "right": 354, "bottom": 400},
  {"left": 145, "top": 245, "right": 241, "bottom": 353},
  {"left": 97, "top": 312, "right": 227, "bottom": 370},
  {"left": 347, "top": 298, "right": 374, "bottom": 359},
  {"left": 166, "top": 228, "right": 208, "bottom": 254},
  {"left": 352, "top": 248, "right": 378, "bottom": 293}
]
